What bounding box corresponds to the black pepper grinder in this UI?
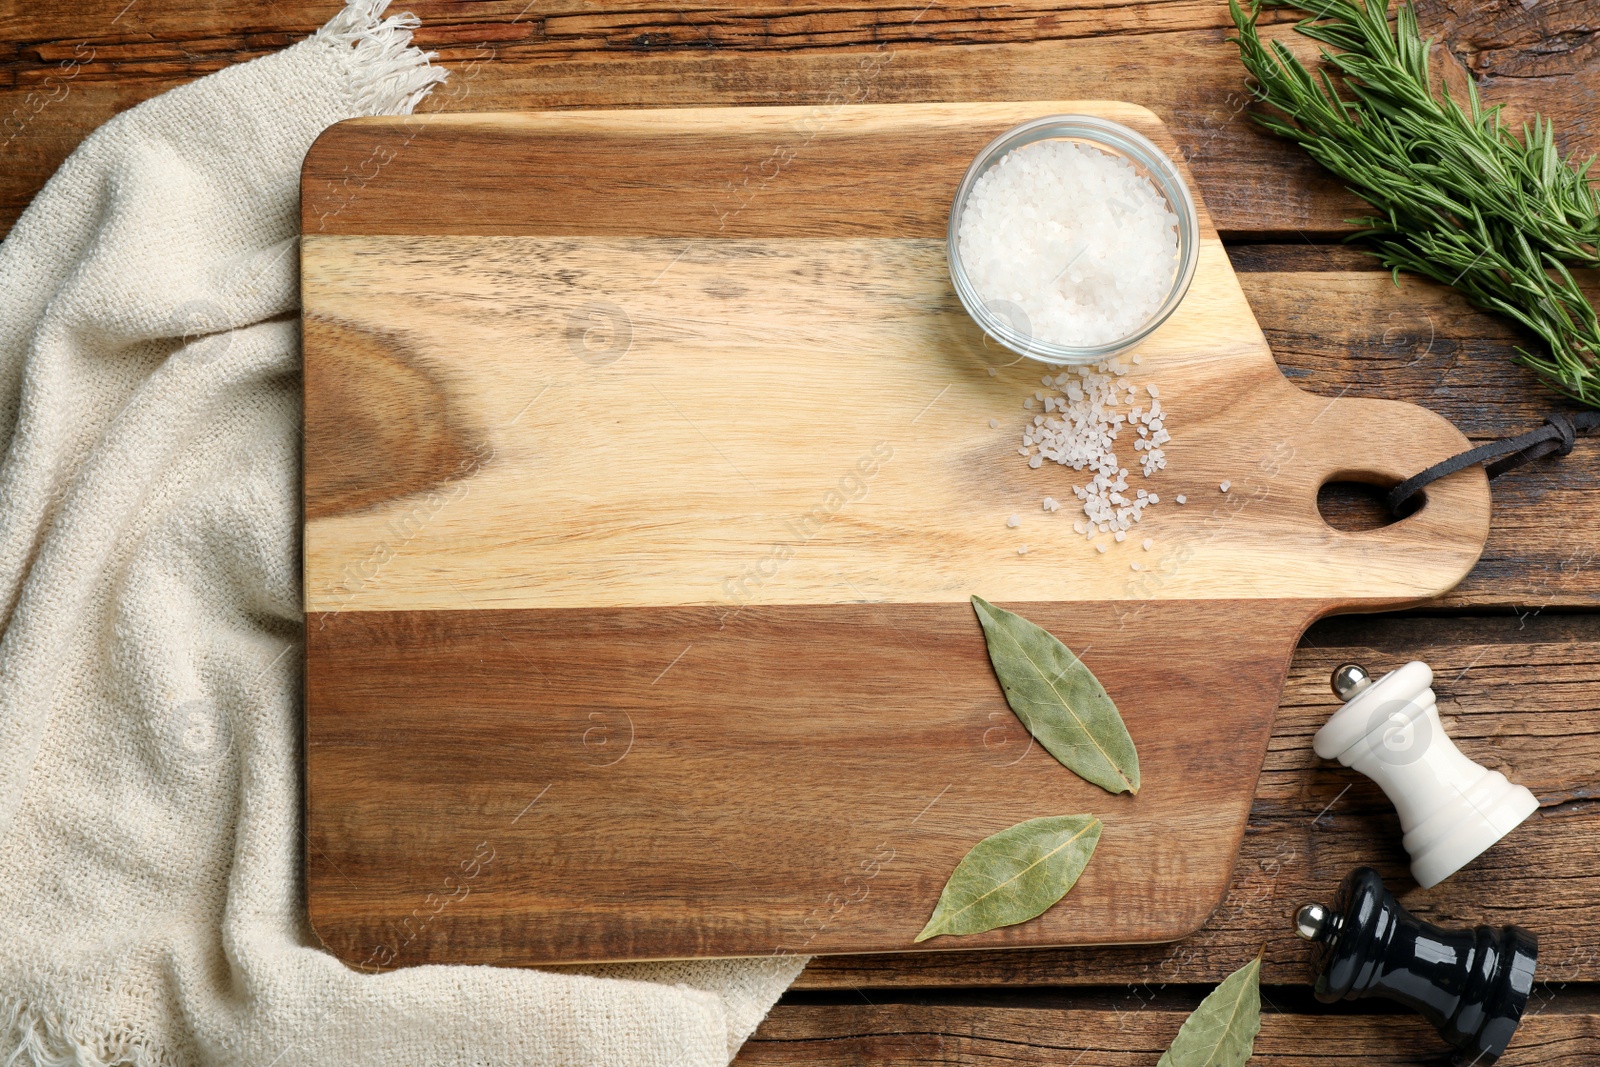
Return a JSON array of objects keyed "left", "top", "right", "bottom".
[{"left": 1294, "top": 867, "right": 1538, "bottom": 1065}]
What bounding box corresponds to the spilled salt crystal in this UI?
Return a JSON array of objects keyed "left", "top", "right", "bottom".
[{"left": 1012, "top": 359, "right": 1174, "bottom": 543}]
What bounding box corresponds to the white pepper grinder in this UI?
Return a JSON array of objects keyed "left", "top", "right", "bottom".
[{"left": 1316, "top": 661, "right": 1540, "bottom": 888}]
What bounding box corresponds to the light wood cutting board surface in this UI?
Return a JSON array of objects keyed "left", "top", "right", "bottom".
[{"left": 301, "top": 101, "right": 1490, "bottom": 968}]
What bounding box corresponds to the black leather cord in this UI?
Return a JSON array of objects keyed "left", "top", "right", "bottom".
[{"left": 1387, "top": 411, "right": 1600, "bottom": 515}]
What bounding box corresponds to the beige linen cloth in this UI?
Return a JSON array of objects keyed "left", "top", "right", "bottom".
[{"left": 0, "top": 2, "right": 805, "bottom": 1063}]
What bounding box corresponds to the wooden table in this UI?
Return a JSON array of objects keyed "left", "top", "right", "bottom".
[{"left": 7, "top": 1, "right": 1597, "bottom": 1062}]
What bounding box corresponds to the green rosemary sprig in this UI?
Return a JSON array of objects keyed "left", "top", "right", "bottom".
[{"left": 1228, "top": 0, "right": 1600, "bottom": 409}]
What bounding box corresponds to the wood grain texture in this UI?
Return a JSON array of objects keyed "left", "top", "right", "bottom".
[
  {"left": 9, "top": 0, "right": 1598, "bottom": 241},
  {"left": 303, "top": 109, "right": 995, "bottom": 238},
  {"left": 796, "top": 611, "right": 1600, "bottom": 988},
  {"left": 302, "top": 316, "right": 490, "bottom": 521},
  {"left": 0, "top": 29, "right": 1360, "bottom": 240},
  {"left": 301, "top": 103, "right": 1489, "bottom": 616},
  {"left": 296, "top": 39, "right": 1366, "bottom": 240},
  {"left": 300, "top": 101, "right": 1497, "bottom": 967},
  {"left": 300, "top": 237, "right": 1488, "bottom": 612},
  {"left": 306, "top": 598, "right": 1309, "bottom": 966},
  {"left": 735, "top": 1001, "right": 1600, "bottom": 1066},
  {"left": 293, "top": 245, "right": 1600, "bottom": 612},
  {"left": 300, "top": 99, "right": 1255, "bottom": 238}
]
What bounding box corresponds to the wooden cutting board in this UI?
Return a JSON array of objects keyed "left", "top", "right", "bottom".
[{"left": 300, "top": 101, "right": 1490, "bottom": 970}]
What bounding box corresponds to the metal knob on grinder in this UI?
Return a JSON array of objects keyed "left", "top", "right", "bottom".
[{"left": 1295, "top": 867, "right": 1538, "bottom": 1065}]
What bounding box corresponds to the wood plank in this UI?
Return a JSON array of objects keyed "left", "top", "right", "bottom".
[
  {"left": 301, "top": 248, "right": 1488, "bottom": 613},
  {"left": 306, "top": 598, "right": 1305, "bottom": 966},
  {"left": 0, "top": 28, "right": 1356, "bottom": 240},
  {"left": 0, "top": 0, "right": 1290, "bottom": 52},
  {"left": 8, "top": 0, "right": 1597, "bottom": 239},
  {"left": 303, "top": 107, "right": 1115, "bottom": 237},
  {"left": 794, "top": 611, "right": 1600, "bottom": 988},
  {"left": 1417, "top": 0, "right": 1600, "bottom": 149},
  {"left": 1228, "top": 244, "right": 1380, "bottom": 273},
  {"left": 0, "top": 30, "right": 1364, "bottom": 241},
  {"left": 735, "top": 1001, "right": 1600, "bottom": 1066}
]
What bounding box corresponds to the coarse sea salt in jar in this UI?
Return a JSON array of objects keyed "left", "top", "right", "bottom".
[{"left": 948, "top": 115, "right": 1200, "bottom": 365}]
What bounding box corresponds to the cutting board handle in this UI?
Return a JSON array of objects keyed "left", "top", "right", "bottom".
[{"left": 1291, "top": 392, "right": 1491, "bottom": 589}]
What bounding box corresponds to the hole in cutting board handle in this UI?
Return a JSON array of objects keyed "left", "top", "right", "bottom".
[{"left": 1317, "top": 477, "right": 1422, "bottom": 532}]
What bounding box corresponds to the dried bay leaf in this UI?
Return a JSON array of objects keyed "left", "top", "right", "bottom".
[
  {"left": 914, "top": 815, "right": 1101, "bottom": 942},
  {"left": 970, "top": 596, "right": 1140, "bottom": 794},
  {"left": 1157, "top": 956, "right": 1262, "bottom": 1067}
]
